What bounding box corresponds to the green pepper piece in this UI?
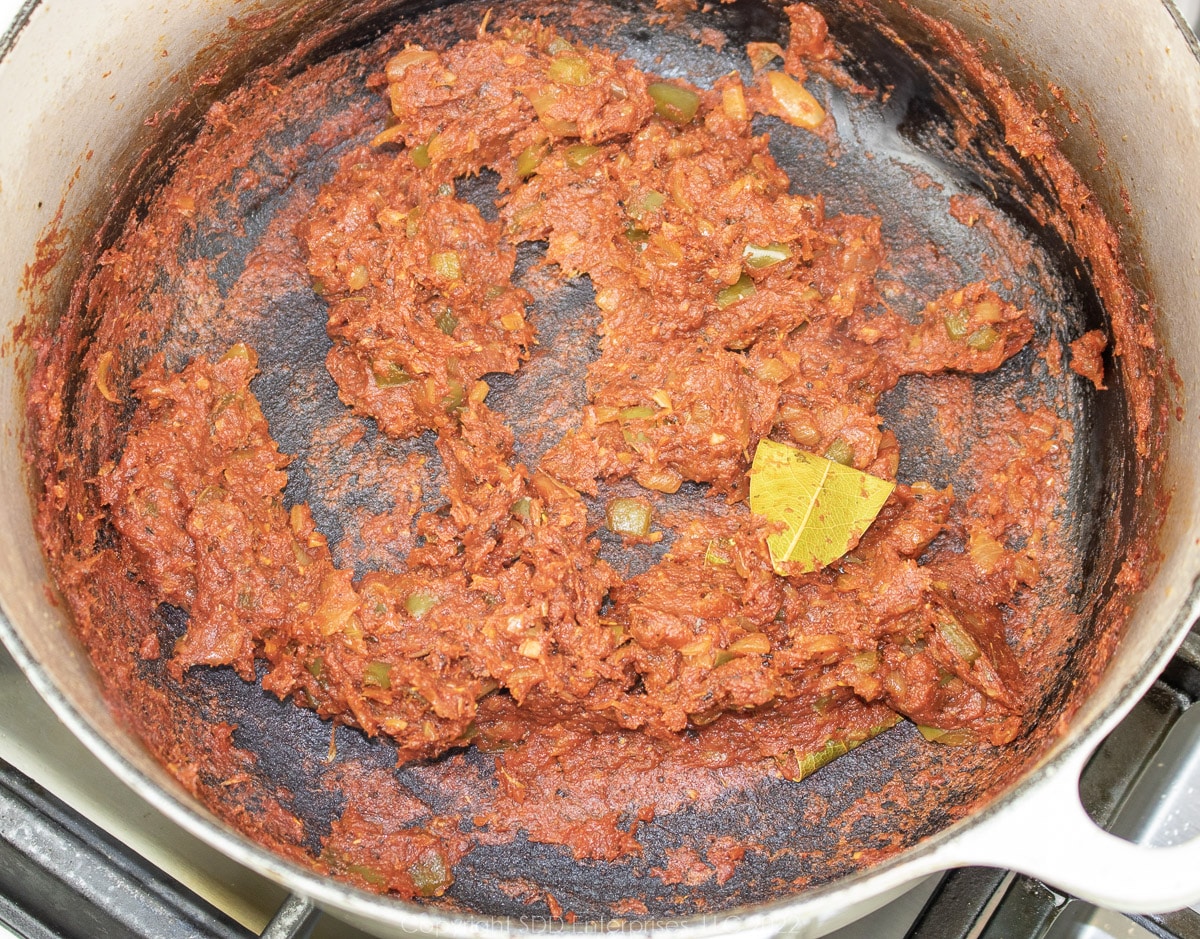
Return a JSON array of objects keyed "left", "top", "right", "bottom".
[
  {"left": 967, "top": 325, "right": 999, "bottom": 351},
  {"left": 626, "top": 190, "right": 665, "bottom": 220},
  {"left": 916, "top": 724, "right": 975, "bottom": 746},
  {"left": 346, "top": 863, "right": 386, "bottom": 886},
  {"left": 410, "top": 853, "right": 451, "bottom": 897},
  {"left": 743, "top": 242, "right": 793, "bottom": 268},
  {"left": 943, "top": 308, "right": 970, "bottom": 340},
  {"left": 565, "top": 143, "right": 600, "bottom": 168},
  {"left": 442, "top": 379, "right": 465, "bottom": 413},
  {"left": 778, "top": 713, "right": 901, "bottom": 781},
  {"left": 516, "top": 138, "right": 550, "bottom": 178},
  {"left": 716, "top": 273, "right": 756, "bottom": 309},
  {"left": 435, "top": 309, "right": 458, "bottom": 335},
  {"left": 619, "top": 404, "right": 656, "bottom": 420},
  {"left": 405, "top": 592, "right": 439, "bottom": 618},
  {"left": 372, "top": 361, "right": 412, "bottom": 387},
  {"left": 364, "top": 661, "right": 392, "bottom": 690},
  {"left": 648, "top": 82, "right": 701, "bottom": 124},
  {"left": 410, "top": 141, "right": 432, "bottom": 169},
  {"left": 823, "top": 438, "right": 855, "bottom": 467}
]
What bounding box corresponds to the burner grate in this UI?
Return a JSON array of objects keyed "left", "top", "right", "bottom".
[{"left": 0, "top": 760, "right": 320, "bottom": 939}]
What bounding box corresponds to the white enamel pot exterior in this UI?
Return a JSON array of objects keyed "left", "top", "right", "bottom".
[{"left": 1, "top": 2, "right": 1199, "bottom": 937}]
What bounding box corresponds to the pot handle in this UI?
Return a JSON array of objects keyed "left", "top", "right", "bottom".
[{"left": 930, "top": 740, "right": 1200, "bottom": 913}]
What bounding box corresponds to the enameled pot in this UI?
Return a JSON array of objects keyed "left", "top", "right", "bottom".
[{"left": 1, "top": 2, "right": 1199, "bottom": 936}]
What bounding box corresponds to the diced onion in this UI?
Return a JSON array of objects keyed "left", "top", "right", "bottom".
[
  {"left": 606, "top": 497, "right": 652, "bottom": 538},
  {"left": 765, "top": 72, "right": 825, "bottom": 129},
  {"left": 547, "top": 55, "right": 592, "bottom": 87},
  {"left": 95, "top": 351, "right": 120, "bottom": 403},
  {"left": 431, "top": 251, "right": 461, "bottom": 281},
  {"left": 722, "top": 83, "right": 749, "bottom": 122},
  {"left": 728, "top": 633, "right": 771, "bottom": 656},
  {"left": 937, "top": 614, "right": 981, "bottom": 663}
]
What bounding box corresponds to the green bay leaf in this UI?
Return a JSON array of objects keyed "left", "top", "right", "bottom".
[{"left": 749, "top": 438, "right": 896, "bottom": 575}]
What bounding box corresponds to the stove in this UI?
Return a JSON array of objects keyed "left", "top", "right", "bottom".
[{"left": 2, "top": 1, "right": 1199, "bottom": 937}]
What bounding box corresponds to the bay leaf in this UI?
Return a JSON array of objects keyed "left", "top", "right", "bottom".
[{"left": 749, "top": 438, "right": 896, "bottom": 574}]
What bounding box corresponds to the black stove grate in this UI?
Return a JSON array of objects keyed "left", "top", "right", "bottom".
[
  {"left": 906, "top": 870, "right": 1200, "bottom": 939},
  {"left": 0, "top": 762, "right": 318, "bottom": 939}
]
